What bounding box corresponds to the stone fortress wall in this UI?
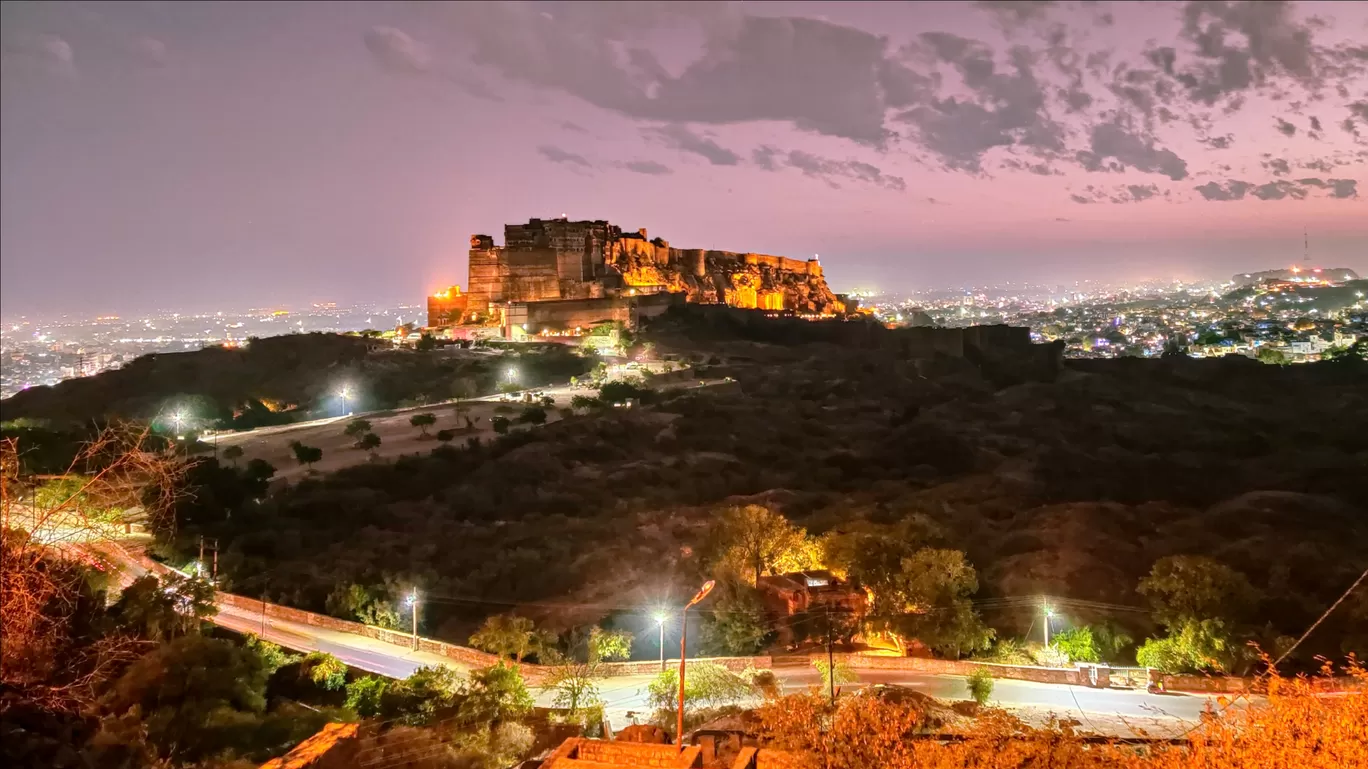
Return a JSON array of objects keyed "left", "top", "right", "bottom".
[{"left": 466, "top": 218, "right": 841, "bottom": 318}]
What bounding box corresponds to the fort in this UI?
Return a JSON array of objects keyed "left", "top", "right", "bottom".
[{"left": 459, "top": 217, "right": 843, "bottom": 325}]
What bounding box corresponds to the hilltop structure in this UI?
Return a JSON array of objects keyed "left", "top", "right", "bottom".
[
  {"left": 459, "top": 217, "right": 843, "bottom": 324},
  {"left": 1231, "top": 266, "right": 1359, "bottom": 288}
]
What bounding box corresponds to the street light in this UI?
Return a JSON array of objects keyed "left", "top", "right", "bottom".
[
  {"left": 677, "top": 580, "right": 715, "bottom": 750},
  {"left": 406, "top": 589, "right": 419, "bottom": 651},
  {"left": 653, "top": 611, "right": 669, "bottom": 672},
  {"left": 1043, "top": 602, "right": 1055, "bottom": 647},
  {"left": 339, "top": 386, "right": 353, "bottom": 417}
]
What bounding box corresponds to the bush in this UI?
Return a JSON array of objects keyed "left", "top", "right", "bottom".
[
  {"left": 491, "top": 416, "right": 511, "bottom": 435},
  {"left": 461, "top": 662, "right": 534, "bottom": 723},
  {"left": 345, "top": 676, "right": 389, "bottom": 717},
  {"left": 966, "top": 668, "right": 993, "bottom": 705},
  {"left": 302, "top": 652, "right": 348, "bottom": 691}
]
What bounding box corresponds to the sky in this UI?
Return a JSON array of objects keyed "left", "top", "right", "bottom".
[{"left": 2, "top": 0, "right": 1366, "bottom": 318}]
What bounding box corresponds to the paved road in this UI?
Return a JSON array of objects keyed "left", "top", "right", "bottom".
[{"left": 83, "top": 539, "right": 1228, "bottom": 734}]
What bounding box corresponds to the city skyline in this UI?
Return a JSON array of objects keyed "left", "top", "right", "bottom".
[{"left": 3, "top": 0, "right": 1367, "bottom": 317}]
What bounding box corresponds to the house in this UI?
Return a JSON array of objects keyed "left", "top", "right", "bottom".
[{"left": 756, "top": 570, "right": 866, "bottom": 645}]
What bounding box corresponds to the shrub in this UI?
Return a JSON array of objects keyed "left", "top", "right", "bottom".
[
  {"left": 303, "top": 652, "right": 348, "bottom": 691},
  {"left": 345, "top": 676, "right": 388, "bottom": 717},
  {"left": 966, "top": 668, "right": 994, "bottom": 705}
]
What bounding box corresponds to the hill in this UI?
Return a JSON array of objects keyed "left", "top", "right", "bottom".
[
  {"left": 161, "top": 322, "right": 1368, "bottom": 666},
  {"left": 0, "top": 333, "right": 591, "bottom": 431}
]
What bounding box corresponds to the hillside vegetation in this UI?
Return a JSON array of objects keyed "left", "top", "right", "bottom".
[
  {"left": 159, "top": 318, "right": 1367, "bottom": 666},
  {"left": 0, "top": 333, "right": 591, "bottom": 432}
]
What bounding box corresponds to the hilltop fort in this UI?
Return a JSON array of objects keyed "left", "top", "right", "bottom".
[{"left": 428, "top": 217, "right": 845, "bottom": 335}]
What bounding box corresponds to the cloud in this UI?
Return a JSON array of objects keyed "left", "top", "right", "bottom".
[
  {"left": 1251, "top": 180, "right": 1307, "bottom": 200},
  {"left": 975, "top": 1, "right": 1057, "bottom": 27},
  {"left": 754, "top": 146, "right": 906, "bottom": 190},
  {"left": 560, "top": 121, "right": 587, "bottom": 133},
  {"left": 1195, "top": 180, "right": 1254, "bottom": 201},
  {"left": 2, "top": 33, "right": 76, "bottom": 77},
  {"left": 132, "top": 37, "right": 168, "bottom": 68},
  {"left": 1077, "top": 121, "right": 1188, "bottom": 180},
  {"left": 1263, "top": 158, "right": 1290, "bottom": 176},
  {"left": 897, "top": 34, "right": 1064, "bottom": 173},
  {"left": 364, "top": 26, "right": 431, "bottom": 74},
  {"left": 1171, "top": 1, "right": 1324, "bottom": 105},
  {"left": 643, "top": 124, "right": 740, "bottom": 165},
  {"left": 1274, "top": 117, "right": 1297, "bottom": 136},
  {"left": 1069, "top": 183, "right": 1161, "bottom": 204},
  {"left": 537, "top": 145, "right": 591, "bottom": 167},
  {"left": 1201, "top": 134, "right": 1234, "bottom": 149},
  {"left": 622, "top": 160, "right": 672, "bottom": 175},
  {"left": 1300, "top": 178, "right": 1360, "bottom": 198},
  {"left": 1310, "top": 116, "right": 1323, "bottom": 132}
]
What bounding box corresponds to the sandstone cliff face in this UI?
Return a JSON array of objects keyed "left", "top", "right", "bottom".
[{"left": 605, "top": 237, "right": 842, "bottom": 314}]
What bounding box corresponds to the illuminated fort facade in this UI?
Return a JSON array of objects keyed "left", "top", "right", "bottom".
[{"left": 463, "top": 217, "right": 843, "bottom": 318}]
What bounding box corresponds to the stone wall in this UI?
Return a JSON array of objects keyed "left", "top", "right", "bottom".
[
  {"left": 542, "top": 738, "right": 703, "bottom": 768},
  {"left": 818, "top": 653, "right": 1082, "bottom": 686}
]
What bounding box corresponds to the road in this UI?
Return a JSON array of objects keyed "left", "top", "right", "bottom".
[
  {"left": 207, "top": 364, "right": 717, "bottom": 479},
  {"left": 78, "top": 538, "right": 1232, "bottom": 735}
]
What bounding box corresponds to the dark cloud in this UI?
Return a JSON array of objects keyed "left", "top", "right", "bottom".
[
  {"left": 1195, "top": 180, "right": 1254, "bottom": 200},
  {"left": 622, "top": 159, "right": 672, "bottom": 175},
  {"left": 1328, "top": 178, "right": 1358, "bottom": 198},
  {"left": 1251, "top": 180, "right": 1307, "bottom": 200},
  {"left": 643, "top": 124, "right": 741, "bottom": 166},
  {"left": 754, "top": 146, "right": 906, "bottom": 190},
  {"left": 1070, "top": 183, "right": 1161, "bottom": 204},
  {"left": 1201, "top": 134, "right": 1234, "bottom": 149},
  {"left": 975, "top": 1, "right": 1057, "bottom": 26},
  {"left": 1310, "top": 115, "right": 1323, "bottom": 132},
  {"left": 1172, "top": 0, "right": 1323, "bottom": 105},
  {"left": 560, "top": 121, "right": 587, "bottom": 133},
  {"left": 364, "top": 26, "right": 431, "bottom": 75},
  {"left": 1077, "top": 121, "right": 1188, "bottom": 180},
  {"left": 1263, "top": 158, "right": 1290, "bottom": 175},
  {"left": 897, "top": 34, "right": 1063, "bottom": 173},
  {"left": 1274, "top": 117, "right": 1297, "bottom": 136},
  {"left": 537, "top": 145, "right": 591, "bottom": 167}
]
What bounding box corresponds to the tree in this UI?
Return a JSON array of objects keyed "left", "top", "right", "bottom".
[
  {"left": 570, "top": 394, "right": 599, "bottom": 412},
  {"left": 1257, "top": 347, "right": 1289, "bottom": 365},
  {"left": 243, "top": 457, "right": 276, "bottom": 484},
  {"left": 700, "top": 578, "right": 773, "bottom": 655},
  {"left": 108, "top": 572, "right": 217, "bottom": 641},
  {"left": 1136, "top": 619, "right": 1233, "bottom": 673},
  {"left": 410, "top": 412, "right": 437, "bottom": 436},
  {"left": 345, "top": 675, "right": 389, "bottom": 717},
  {"left": 875, "top": 548, "right": 993, "bottom": 659},
  {"left": 461, "top": 662, "right": 534, "bottom": 723},
  {"left": 587, "top": 626, "right": 632, "bottom": 663},
  {"left": 327, "top": 584, "right": 391, "bottom": 628},
  {"left": 301, "top": 651, "right": 348, "bottom": 690},
  {"left": 469, "top": 614, "right": 545, "bottom": 663},
  {"left": 813, "top": 658, "right": 858, "bottom": 691},
  {"left": 244, "top": 634, "right": 299, "bottom": 675},
  {"left": 540, "top": 661, "right": 602, "bottom": 720},
  {"left": 357, "top": 432, "right": 381, "bottom": 455},
  {"left": 715, "top": 504, "right": 809, "bottom": 586},
  {"left": 289, "top": 441, "right": 322, "bottom": 468},
  {"left": 1052, "top": 626, "right": 1100, "bottom": 663},
  {"left": 517, "top": 406, "right": 547, "bottom": 425},
  {"left": 416, "top": 333, "right": 437, "bottom": 351},
  {"left": 1138, "top": 555, "right": 1256, "bottom": 629},
  {"left": 101, "top": 635, "right": 270, "bottom": 762},
  {"left": 490, "top": 415, "right": 511, "bottom": 435},
  {"left": 343, "top": 419, "right": 372, "bottom": 438},
  {"left": 379, "top": 665, "right": 463, "bottom": 725},
  {"left": 221, "top": 444, "right": 244, "bottom": 467},
  {"left": 435, "top": 429, "right": 456, "bottom": 443},
  {"left": 645, "top": 662, "right": 761, "bottom": 714}
]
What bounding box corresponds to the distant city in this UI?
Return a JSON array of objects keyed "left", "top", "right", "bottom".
[{"left": 2, "top": 263, "right": 1363, "bottom": 400}]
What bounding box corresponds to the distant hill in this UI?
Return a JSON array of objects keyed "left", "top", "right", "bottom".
[
  {"left": 1231, "top": 266, "right": 1360, "bottom": 286},
  {"left": 0, "top": 333, "right": 589, "bottom": 429}
]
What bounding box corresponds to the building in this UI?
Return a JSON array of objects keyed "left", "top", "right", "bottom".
[
  {"left": 465, "top": 217, "right": 843, "bottom": 319},
  {"left": 426, "top": 286, "right": 469, "bottom": 328},
  {"left": 757, "top": 570, "right": 866, "bottom": 646}
]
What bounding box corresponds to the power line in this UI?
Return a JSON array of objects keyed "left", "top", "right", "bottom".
[{"left": 1272, "top": 567, "right": 1367, "bottom": 669}]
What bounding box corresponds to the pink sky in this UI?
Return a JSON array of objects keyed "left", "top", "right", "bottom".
[{"left": 2, "top": 1, "right": 1365, "bottom": 316}]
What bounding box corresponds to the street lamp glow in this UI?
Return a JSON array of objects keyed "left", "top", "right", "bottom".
[
  {"left": 677, "top": 580, "right": 716, "bottom": 748},
  {"left": 653, "top": 611, "right": 668, "bottom": 625},
  {"left": 506, "top": 367, "right": 519, "bottom": 382}
]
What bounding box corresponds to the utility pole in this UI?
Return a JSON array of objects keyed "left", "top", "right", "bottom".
[
  {"left": 826, "top": 606, "right": 836, "bottom": 705},
  {"left": 198, "top": 536, "right": 205, "bottom": 574},
  {"left": 211, "top": 539, "right": 219, "bottom": 581},
  {"left": 407, "top": 590, "right": 419, "bottom": 651}
]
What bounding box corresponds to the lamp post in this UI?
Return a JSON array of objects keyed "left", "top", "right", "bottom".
[
  {"left": 653, "top": 611, "right": 668, "bottom": 672},
  {"left": 1043, "top": 602, "right": 1054, "bottom": 647},
  {"left": 406, "top": 589, "right": 419, "bottom": 651},
  {"left": 339, "top": 386, "right": 352, "bottom": 417},
  {"left": 677, "top": 580, "right": 715, "bottom": 751}
]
